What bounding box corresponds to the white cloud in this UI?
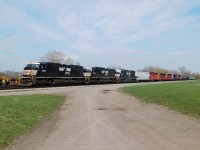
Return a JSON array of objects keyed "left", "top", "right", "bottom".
[
  {"left": 0, "top": 54, "right": 3, "bottom": 58},
  {"left": 1, "top": 0, "right": 198, "bottom": 53},
  {"left": 170, "top": 51, "right": 190, "bottom": 56},
  {"left": 52, "top": 0, "right": 198, "bottom": 54},
  {"left": 64, "top": 55, "right": 79, "bottom": 61},
  {"left": 31, "top": 22, "right": 63, "bottom": 40},
  {"left": 0, "top": 1, "right": 63, "bottom": 41},
  {"left": 127, "top": 50, "right": 150, "bottom": 55},
  {"left": 69, "top": 39, "right": 99, "bottom": 54},
  {"left": 0, "top": 35, "right": 19, "bottom": 53}
]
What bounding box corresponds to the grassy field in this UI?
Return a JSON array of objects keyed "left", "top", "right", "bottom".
[
  {"left": 0, "top": 94, "right": 65, "bottom": 148},
  {"left": 122, "top": 81, "right": 200, "bottom": 119}
]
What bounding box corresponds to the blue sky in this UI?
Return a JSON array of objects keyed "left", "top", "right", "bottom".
[{"left": 0, "top": 0, "right": 200, "bottom": 72}]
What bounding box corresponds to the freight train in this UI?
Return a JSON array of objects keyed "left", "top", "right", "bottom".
[{"left": 20, "top": 62, "right": 186, "bottom": 86}]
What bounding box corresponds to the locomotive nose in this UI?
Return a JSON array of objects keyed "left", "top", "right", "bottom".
[{"left": 25, "top": 70, "right": 30, "bottom": 75}]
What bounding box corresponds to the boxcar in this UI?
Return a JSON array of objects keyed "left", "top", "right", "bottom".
[
  {"left": 166, "top": 74, "right": 173, "bottom": 81},
  {"left": 159, "top": 73, "right": 167, "bottom": 81},
  {"left": 173, "top": 74, "right": 178, "bottom": 80},
  {"left": 135, "top": 71, "right": 149, "bottom": 81},
  {"left": 149, "top": 72, "right": 160, "bottom": 81},
  {"left": 178, "top": 75, "right": 182, "bottom": 80}
]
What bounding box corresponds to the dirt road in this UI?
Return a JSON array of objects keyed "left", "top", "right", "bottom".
[{"left": 2, "top": 83, "right": 200, "bottom": 150}]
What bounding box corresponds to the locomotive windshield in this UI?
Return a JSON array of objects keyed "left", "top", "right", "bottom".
[{"left": 24, "top": 63, "right": 40, "bottom": 70}]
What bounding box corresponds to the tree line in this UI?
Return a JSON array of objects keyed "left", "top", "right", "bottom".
[{"left": 40, "top": 50, "right": 80, "bottom": 65}]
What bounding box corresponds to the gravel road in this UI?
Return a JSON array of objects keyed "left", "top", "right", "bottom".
[{"left": 2, "top": 82, "right": 200, "bottom": 150}]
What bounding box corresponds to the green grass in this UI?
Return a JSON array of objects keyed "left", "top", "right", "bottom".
[
  {"left": 0, "top": 94, "right": 65, "bottom": 148},
  {"left": 122, "top": 81, "right": 200, "bottom": 118}
]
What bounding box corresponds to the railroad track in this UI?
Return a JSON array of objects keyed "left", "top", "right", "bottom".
[
  {"left": 0, "top": 83, "right": 96, "bottom": 91},
  {"left": 0, "top": 85, "right": 57, "bottom": 91},
  {"left": 0, "top": 82, "right": 128, "bottom": 91},
  {"left": 0, "top": 85, "right": 25, "bottom": 90}
]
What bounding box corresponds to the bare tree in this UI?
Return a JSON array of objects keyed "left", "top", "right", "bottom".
[
  {"left": 194, "top": 73, "right": 200, "bottom": 80},
  {"left": 171, "top": 70, "right": 179, "bottom": 74},
  {"left": 178, "top": 66, "right": 187, "bottom": 75},
  {"left": 107, "top": 65, "right": 122, "bottom": 69},
  {"left": 4, "top": 71, "right": 21, "bottom": 78},
  {"left": 40, "top": 50, "right": 65, "bottom": 63},
  {"left": 64, "top": 56, "right": 75, "bottom": 65},
  {"left": 40, "top": 50, "right": 79, "bottom": 65},
  {"left": 178, "top": 66, "right": 192, "bottom": 77},
  {"left": 142, "top": 66, "right": 172, "bottom": 73}
]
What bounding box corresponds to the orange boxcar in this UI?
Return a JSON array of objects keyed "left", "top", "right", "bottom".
[
  {"left": 167, "top": 74, "right": 173, "bottom": 81},
  {"left": 149, "top": 72, "right": 160, "bottom": 81},
  {"left": 159, "top": 73, "right": 167, "bottom": 81}
]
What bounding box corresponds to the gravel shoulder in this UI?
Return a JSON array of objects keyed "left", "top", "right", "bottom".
[{"left": 2, "top": 82, "right": 200, "bottom": 150}]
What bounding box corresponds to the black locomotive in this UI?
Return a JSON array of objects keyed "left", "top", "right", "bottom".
[{"left": 20, "top": 62, "right": 136, "bottom": 86}]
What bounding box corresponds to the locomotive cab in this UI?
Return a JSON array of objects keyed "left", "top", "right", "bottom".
[
  {"left": 20, "top": 62, "right": 40, "bottom": 86},
  {"left": 23, "top": 62, "right": 40, "bottom": 76}
]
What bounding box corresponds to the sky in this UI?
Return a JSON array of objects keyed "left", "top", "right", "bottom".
[{"left": 0, "top": 0, "right": 200, "bottom": 73}]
